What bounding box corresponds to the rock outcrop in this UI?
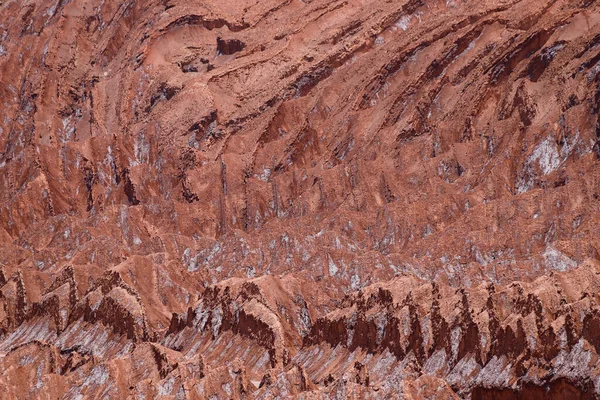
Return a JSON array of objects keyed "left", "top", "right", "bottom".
[{"left": 1, "top": 0, "right": 600, "bottom": 397}]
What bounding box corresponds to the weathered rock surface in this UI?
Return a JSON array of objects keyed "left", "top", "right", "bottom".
[{"left": 1, "top": 0, "right": 600, "bottom": 397}]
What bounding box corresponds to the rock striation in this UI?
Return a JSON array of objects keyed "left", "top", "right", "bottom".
[
  {"left": 1, "top": 0, "right": 600, "bottom": 398},
  {"left": 2, "top": 261, "right": 600, "bottom": 397}
]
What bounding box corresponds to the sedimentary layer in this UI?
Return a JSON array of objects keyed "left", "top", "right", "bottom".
[{"left": 1, "top": 0, "right": 600, "bottom": 397}]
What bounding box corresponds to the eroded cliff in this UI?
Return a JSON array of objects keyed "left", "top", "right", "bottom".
[{"left": 1, "top": 0, "right": 600, "bottom": 398}]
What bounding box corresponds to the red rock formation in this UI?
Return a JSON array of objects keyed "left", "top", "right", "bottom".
[{"left": 2, "top": 0, "right": 600, "bottom": 397}]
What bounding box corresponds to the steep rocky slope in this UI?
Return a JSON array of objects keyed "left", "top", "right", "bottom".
[{"left": 1, "top": 0, "right": 600, "bottom": 398}]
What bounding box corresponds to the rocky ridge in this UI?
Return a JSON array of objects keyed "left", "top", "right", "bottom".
[{"left": 3, "top": 261, "right": 600, "bottom": 397}]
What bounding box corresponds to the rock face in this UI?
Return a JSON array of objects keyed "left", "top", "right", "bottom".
[{"left": 1, "top": 0, "right": 600, "bottom": 398}]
